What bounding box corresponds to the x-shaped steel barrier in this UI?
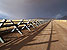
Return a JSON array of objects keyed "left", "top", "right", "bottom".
[
  {"left": 21, "top": 19, "right": 35, "bottom": 31},
  {"left": 0, "top": 19, "right": 35, "bottom": 43},
  {"left": 0, "top": 19, "right": 47, "bottom": 43},
  {"left": 0, "top": 19, "right": 23, "bottom": 43},
  {"left": 11, "top": 19, "right": 34, "bottom": 32},
  {"left": 0, "top": 19, "right": 7, "bottom": 43},
  {"left": 31, "top": 20, "right": 40, "bottom": 27}
]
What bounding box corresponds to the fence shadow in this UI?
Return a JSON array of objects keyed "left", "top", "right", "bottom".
[
  {"left": 47, "top": 21, "right": 54, "bottom": 50},
  {"left": 0, "top": 22, "right": 50, "bottom": 50}
]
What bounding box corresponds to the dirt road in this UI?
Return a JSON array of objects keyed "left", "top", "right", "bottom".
[{"left": 0, "top": 21, "right": 67, "bottom": 50}]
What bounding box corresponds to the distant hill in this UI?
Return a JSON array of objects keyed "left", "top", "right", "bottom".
[
  {"left": 28, "top": 17, "right": 54, "bottom": 20},
  {"left": 59, "top": 16, "right": 67, "bottom": 20}
]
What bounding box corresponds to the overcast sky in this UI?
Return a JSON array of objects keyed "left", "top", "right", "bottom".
[{"left": 0, "top": 0, "right": 67, "bottom": 19}]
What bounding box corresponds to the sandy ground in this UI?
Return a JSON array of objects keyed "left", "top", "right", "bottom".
[{"left": 0, "top": 20, "right": 67, "bottom": 50}]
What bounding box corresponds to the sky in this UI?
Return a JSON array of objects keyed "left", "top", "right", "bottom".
[{"left": 0, "top": 0, "right": 67, "bottom": 19}]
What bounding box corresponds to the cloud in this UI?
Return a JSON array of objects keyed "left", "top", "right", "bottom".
[
  {"left": 56, "top": 13, "right": 63, "bottom": 18},
  {"left": 0, "top": 11, "right": 8, "bottom": 15},
  {"left": 0, "top": 0, "right": 67, "bottom": 19},
  {"left": 0, "top": 10, "right": 9, "bottom": 19}
]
